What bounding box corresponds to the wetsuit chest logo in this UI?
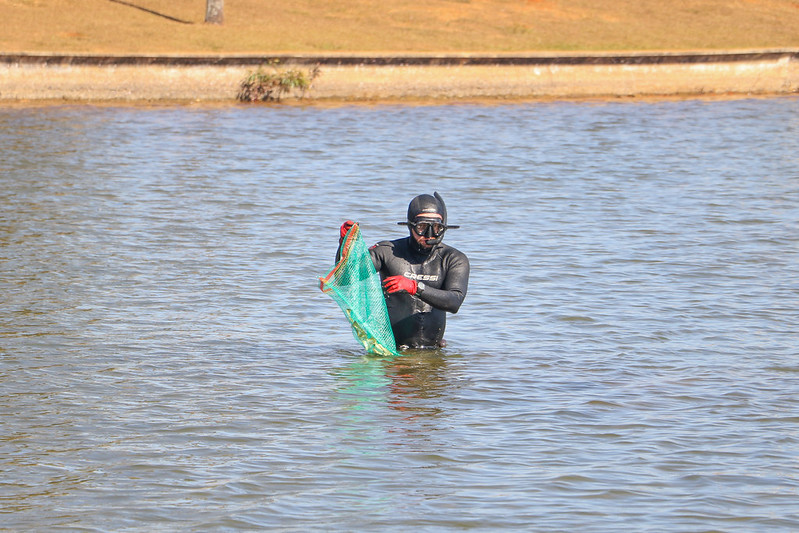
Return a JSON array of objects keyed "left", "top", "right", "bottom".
[{"left": 404, "top": 272, "right": 439, "bottom": 282}]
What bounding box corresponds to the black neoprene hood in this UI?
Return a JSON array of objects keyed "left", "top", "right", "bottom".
[{"left": 405, "top": 192, "right": 450, "bottom": 225}]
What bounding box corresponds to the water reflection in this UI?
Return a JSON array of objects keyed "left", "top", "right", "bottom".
[
  {"left": 383, "top": 351, "right": 450, "bottom": 417},
  {"left": 333, "top": 356, "right": 392, "bottom": 412},
  {"left": 333, "top": 351, "right": 452, "bottom": 424}
]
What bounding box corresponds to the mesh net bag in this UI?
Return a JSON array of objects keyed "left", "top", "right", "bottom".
[{"left": 319, "top": 223, "right": 399, "bottom": 357}]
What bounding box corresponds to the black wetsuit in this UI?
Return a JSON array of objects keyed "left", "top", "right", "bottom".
[{"left": 369, "top": 237, "right": 469, "bottom": 349}]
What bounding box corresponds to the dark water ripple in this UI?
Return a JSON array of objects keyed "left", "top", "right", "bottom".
[{"left": 1, "top": 98, "right": 798, "bottom": 531}]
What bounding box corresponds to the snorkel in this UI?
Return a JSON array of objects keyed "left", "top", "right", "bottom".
[{"left": 398, "top": 192, "right": 460, "bottom": 250}]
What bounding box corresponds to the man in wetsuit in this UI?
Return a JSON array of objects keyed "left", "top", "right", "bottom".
[{"left": 339, "top": 192, "right": 470, "bottom": 350}]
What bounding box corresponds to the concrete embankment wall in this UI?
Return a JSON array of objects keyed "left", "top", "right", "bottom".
[{"left": 1, "top": 51, "right": 797, "bottom": 102}]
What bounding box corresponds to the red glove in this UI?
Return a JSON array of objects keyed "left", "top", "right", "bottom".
[
  {"left": 340, "top": 220, "right": 355, "bottom": 240},
  {"left": 383, "top": 275, "right": 417, "bottom": 295}
]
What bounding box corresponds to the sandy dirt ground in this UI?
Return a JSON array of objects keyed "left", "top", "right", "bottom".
[{"left": 1, "top": 52, "right": 797, "bottom": 104}]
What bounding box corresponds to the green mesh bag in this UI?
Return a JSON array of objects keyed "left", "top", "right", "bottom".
[{"left": 319, "top": 223, "right": 399, "bottom": 357}]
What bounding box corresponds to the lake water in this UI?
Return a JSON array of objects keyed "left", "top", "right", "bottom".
[{"left": 1, "top": 97, "right": 798, "bottom": 531}]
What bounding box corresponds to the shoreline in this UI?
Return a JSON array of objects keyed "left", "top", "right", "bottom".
[{"left": 1, "top": 50, "right": 797, "bottom": 103}]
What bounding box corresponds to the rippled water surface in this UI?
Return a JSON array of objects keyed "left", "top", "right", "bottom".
[{"left": 2, "top": 98, "right": 798, "bottom": 531}]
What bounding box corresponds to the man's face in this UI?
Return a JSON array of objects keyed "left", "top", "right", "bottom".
[
  {"left": 409, "top": 215, "right": 444, "bottom": 249},
  {"left": 411, "top": 228, "right": 434, "bottom": 249}
]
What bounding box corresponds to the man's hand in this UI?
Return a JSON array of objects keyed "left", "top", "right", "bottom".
[
  {"left": 383, "top": 275, "right": 417, "bottom": 295},
  {"left": 340, "top": 220, "right": 355, "bottom": 240}
]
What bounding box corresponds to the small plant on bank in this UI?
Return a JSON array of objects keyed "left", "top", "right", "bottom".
[{"left": 238, "top": 63, "right": 320, "bottom": 102}]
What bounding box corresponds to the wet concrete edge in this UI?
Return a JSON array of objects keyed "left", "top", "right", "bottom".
[{"left": 2, "top": 49, "right": 798, "bottom": 67}]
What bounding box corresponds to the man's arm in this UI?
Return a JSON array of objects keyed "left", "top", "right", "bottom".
[
  {"left": 334, "top": 221, "right": 355, "bottom": 263},
  {"left": 418, "top": 255, "right": 469, "bottom": 313}
]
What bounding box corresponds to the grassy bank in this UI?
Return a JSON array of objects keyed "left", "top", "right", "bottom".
[{"left": 3, "top": 0, "right": 799, "bottom": 55}]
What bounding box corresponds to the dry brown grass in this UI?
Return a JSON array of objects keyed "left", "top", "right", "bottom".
[{"left": 3, "top": 0, "right": 799, "bottom": 55}]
